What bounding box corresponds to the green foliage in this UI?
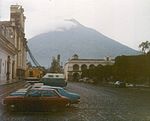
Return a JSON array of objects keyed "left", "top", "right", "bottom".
[
  {"left": 81, "top": 65, "right": 114, "bottom": 83},
  {"left": 81, "top": 69, "right": 89, "bottom": 78},
  {"left": 49, "top": 55, "right": 62, "bottom": 73},
  {"left": 81, "top": 54, "right": 150, "bottom": 84},
  {"left": 139, "top": 41, "right": 150, "bottom": 54},
  {"left": 114, "top": 54, "right": 150, "bottom": 84}
]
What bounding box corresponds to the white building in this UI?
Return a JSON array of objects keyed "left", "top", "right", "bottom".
[
  {"left": 64, "top": 54, "right": 115, "bottom": 81},
  {"left": 0, "top": 5, "right": 27, "bottom": 84}
]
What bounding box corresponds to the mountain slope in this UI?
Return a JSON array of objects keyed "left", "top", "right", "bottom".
[{"left": 28, "top": 19, "right": 138, "bottom": 67}]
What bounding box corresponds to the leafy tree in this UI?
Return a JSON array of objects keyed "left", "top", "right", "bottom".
[
  {"left": 81, "top": 69, "right": 89, "bottom": 78},
  {"left": 49, "top": 55, "right": 62, "bottom": 73},
  {"left": 139, "top": 41, "right": 150, "bottom": 54},
  {"left": 114, "top": 55, "right": 150, "bottom": 85}
]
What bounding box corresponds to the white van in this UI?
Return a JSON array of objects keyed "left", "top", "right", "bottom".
[
  {"left": 43, "top": 73, "right": 64, "bottom": 78},
  {"left": 40, "top": 73, "right": 67, "bottom": 87}
]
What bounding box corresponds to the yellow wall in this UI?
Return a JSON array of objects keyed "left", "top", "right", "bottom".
[{"left": 25, "top": 67, "right": 44, "bottom": 79}]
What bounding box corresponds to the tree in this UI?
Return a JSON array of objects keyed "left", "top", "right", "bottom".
[
  {"left": 81, "top": 69, "right": 89, "bottom": 78},
  {"left": 114, "top": 55, "right": 150, "bottom": 85},
  {"left": 49, "top": 55, "right": 62, "bottom": 73},
  {"left": 139, "top": 41, "right": 150, "bottom": 54}
]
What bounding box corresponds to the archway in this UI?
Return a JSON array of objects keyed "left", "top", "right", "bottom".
[
  {"left": 89, "top": 64, "right": 95, "bottom": 69},
  {"left": 97, "top": 64, "right": 103, "bottom": 68},
  {"left": 81, "top": 64, "right": 87, "bottom": 71},
  {"left": 73, "top": 64, "right": 79, "bottom": 71}
]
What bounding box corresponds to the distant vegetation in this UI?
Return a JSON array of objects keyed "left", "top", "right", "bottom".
[
  {"left": 82, "top": 41, "right": 150, "bottom": 85},
  {"left": 139, "top": 41, "right": 150, "bottom": 54},
  {"left": 114, "top": 54, "right": 150, "bottom": 84}
]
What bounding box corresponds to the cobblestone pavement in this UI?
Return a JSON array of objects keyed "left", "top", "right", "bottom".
[{"left": 0, "top": 82, "right": 150, "bottom": 121}]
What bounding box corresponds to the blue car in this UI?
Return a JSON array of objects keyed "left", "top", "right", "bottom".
[
  {"left": 33, "top": 85, "right": 80, "bottom": 104},
  {"left": 9, "top": 89, "right": 28, "bottom": 96}
]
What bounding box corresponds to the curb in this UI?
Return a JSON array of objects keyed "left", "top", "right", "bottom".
[{"left": 0, "top": 80, "right": 25, "bottom": 87}]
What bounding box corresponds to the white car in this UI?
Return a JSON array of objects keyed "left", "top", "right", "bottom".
[{"left": 114, "top": 81, "right": 126, "bottom": 87}]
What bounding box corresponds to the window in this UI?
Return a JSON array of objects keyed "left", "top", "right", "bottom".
[
  {"left": 89, "top": 64, "right": 95, "bottom": 69},
  {"left": 48, "top": 75, "right": 54, "bottom": 78},
  {"left": 27, "top": 90, "right": 41, "bottom": 97},
  {"left": 81, "top": 64, "right": 87, "bottom": 71},
  {"left": 73, "top": 64, "right": 79, "bottom": 71},
  {"left": 56, "top": 75, "right": 59, "bottom": 77},
  {"left": 41, "top": 90, "right": 58, "bottom": 97}
]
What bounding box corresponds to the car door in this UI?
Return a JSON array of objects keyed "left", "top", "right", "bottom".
[
  {"left": 40, "top": 90, "right": 64, "bottom": 111},
  {"left": 24, "top": 90, "right": 41, "bottom": 111}
]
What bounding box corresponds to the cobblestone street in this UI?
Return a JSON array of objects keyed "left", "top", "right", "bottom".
[{"left": 0, "top": 82, "right": 150, "bottom": 121}]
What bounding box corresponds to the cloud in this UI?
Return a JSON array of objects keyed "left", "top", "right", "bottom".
[{"left": 1, "top": 0, "right": 150, "bottom": 49}]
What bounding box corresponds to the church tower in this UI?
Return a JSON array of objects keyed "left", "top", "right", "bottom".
[
  {"left": 10, "top": 5, "right": 26, "bottom": 31},
  {"left": 10, "top": 5, "right": 27, "bottom": 80}
]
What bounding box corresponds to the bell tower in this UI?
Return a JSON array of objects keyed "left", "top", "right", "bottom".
[
  {"left": 10, "top": 5, "right": 26, "bottom": 31},
  {"left": 10, "top": 5, "right": 27, "bottom": 80}
]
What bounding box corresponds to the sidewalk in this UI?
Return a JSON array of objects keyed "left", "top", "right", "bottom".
[{"left": 0, "top": 79, "right": 24, "bottom": 86}]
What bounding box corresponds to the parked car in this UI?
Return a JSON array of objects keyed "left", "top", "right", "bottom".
[
  {"left": 33, "top": 85, "right": 80, "bottom": 104},
  {"left": 114, "top": 81, "right": 126, "bottom": 88},
  {"left": 9, "top": 89, "right": 28, "bottom": 96},
  {"left": 78, "top": 78, "right": 95, "bottom": 83},
  {"left": 40, "top": 73, "right": 67, "bottom": 87},
  {"left": 25, "top": 77, "right": 40, "bottom": 84},
  {"left": 3, "top": 88, "right": 70, "bottom": 112}
]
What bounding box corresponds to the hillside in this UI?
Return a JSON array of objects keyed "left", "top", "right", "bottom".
[{"left": 28, "top": 19, "right": 138, "bottom": 67}]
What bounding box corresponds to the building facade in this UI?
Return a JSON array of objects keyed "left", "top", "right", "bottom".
[
  {"left": 0, "top": 5, "right": 27, "bottom": 84},
  {"left": 25, "top": 66, "right": 45, "bottom": 80},
  {"left": 64, "top": 54, "right": 115, "bottom": 81}
]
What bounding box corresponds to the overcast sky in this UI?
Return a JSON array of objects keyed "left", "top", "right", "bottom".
[{"left": 0, "top": 0, "right": 150, "bottom": 50}]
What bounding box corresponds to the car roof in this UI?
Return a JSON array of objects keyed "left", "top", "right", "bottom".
[
  {"left": 15, "top": 88, "right": 28, "bottom": 93},
  {"left": 33, "top": 85, "right": 63, "bottom": 90},
  {"left": 32, "top": 83, "right": 63, "bottom": 89},
  {"left": 43, "top": 73, "right": 64, "bottom": 78},
  {"left": 29, "top": 88, "right": 61, "bottom": 96},
  {"left": 41, "top": 85, "right": 63, "bottom": 89},
  {"left": 30, "top": 88, "right": 57, "bottom": 91}
]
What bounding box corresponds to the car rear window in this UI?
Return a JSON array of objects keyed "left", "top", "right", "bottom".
[{"left": 10, "top": 92, "right": 26, "bottom": 96}]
